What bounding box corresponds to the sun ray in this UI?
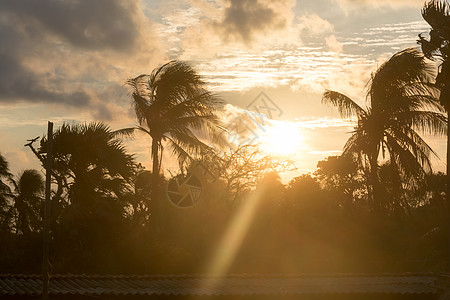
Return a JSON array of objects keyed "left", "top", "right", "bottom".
[
  {"left": 204, "top": 188, "right": 264, "bottom": 275},
  {"left": 260, "top": 122, "right": 304, "bottom": 156}
]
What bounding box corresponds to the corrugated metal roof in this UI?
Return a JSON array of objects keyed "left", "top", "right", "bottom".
[{"left": 0, "top": 273, "right": 438, "bottom": 297}]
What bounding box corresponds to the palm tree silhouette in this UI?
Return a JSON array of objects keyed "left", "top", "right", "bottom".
[
  {"left": 40, "top": 122, "right": 134, "bottom": 209},
  {"left": 323, "top": 48, "right": 446, "bottom": 213},
  {"left": 37, "top": 122, "right": 135, "bottom": 270},
  {"left": 9, "top": 170, "right": 44, "bottom": 234},
  {"left": 119, "top": 61, "right": 226, "bottom": 226},
  {"left": 418, "top": 0, "right": 450, "bottom": 268},
  {"left": 0, "top": 153, "right": 12, "bottom": 230}
]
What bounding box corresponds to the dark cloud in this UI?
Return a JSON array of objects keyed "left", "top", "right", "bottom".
[
  {"left": 90, "top": 84, "right": 131, "bottom": 121},
  {"left": 0, "top": 22, "right": 90, "bottom": 106},
  {"left": 0, "top": 0, "right": 145, "bottom": 107},
  {"left": 92, "top": 105, "right": 113, "bottom": 121},
  {"left": 0, "top": 58, "right": 90, "bottom": 107},
  {"left": 214, "top": 0, "right": 291, "bottom": 43},
  {"left": 1, "top": 0, "right": 139, "bottom": 51}
]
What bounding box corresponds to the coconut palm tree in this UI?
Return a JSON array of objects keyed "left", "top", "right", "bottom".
[
  {"left": 37, "top": 122, "right": 136, "bottom": 268},
  {"left": 119, "top": 61, "right": 226, "bottom": 224},
  {"left": 9, "top": 169, "right": 44, "bottom": 234},
  {"left": 323, "top": 48, "right": 446, "bottom": 214},
  {"left": 39, "top": 122, "right": 135, "bottom": 207},
  {"left": 0, "top": 153, "right": 12, "bottom": 230},
  {"left": 418, "top": 0, "right": 450, "bottom": 268}
]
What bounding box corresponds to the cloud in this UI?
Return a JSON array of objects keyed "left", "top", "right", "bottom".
[
  {"left": 326, "top": 35, "right": 343, "bottom": 53},
  {"left": 324, "top": 59, "right": 374, "bottom": 101},
  {"left": 0, "top": 0, "right": 164, "bottom": 110},
  {"left": 0, "top": 22, "right": 91, "bottom": 106},
  {"left": 157, "top": 0, "right": 303, "bottom": 58},
  {"left": 0, "top": 55, "right": 91, "bottom": 106},
  {"left": 1, "top": 0, "right": 140, "bottom": 51},
  {"left": 334, "top": 0, "right": 424, "bottom": 9},
  {"left": 213, "top": 0, "right": 296, "bottom": 44},
  {"left": 297, "top": 14, "right": 334, "bottom": 36}
]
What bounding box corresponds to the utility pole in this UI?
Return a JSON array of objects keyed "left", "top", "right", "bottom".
[{"left": 42, "top": 121, "right": 53, "bottom": 299}]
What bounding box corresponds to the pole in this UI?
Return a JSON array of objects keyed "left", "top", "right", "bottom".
[{"left": 42, "top": 121, "right": 53, "bottom": 299}]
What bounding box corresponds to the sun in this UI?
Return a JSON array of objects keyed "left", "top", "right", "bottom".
[{"left": 260, "top": 122, "right": 303, "bottom": 156}]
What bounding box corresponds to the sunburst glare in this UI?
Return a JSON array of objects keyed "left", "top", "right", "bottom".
[{"left": 260, "top": 122, "right": 303, "bottom": 156}]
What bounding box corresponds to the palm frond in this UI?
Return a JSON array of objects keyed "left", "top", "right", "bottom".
[
  {"left": 395, "top": 110, "right": 447, "bottom": 135},
  {"left": 150, "top": 61, "right": 206, "bottom": 107},
  {"left": 165, "top": 137, "right": 194, "bottom": 170},
  {"left": 386, "top": 126, "right": 436, "bottom": 172},
  {"left": 131, "top": 93, "right": 151, "bottom": 126},
  {"left": 166, "top": 129, "right": 212, "bottom": 159},
  {"left": 342, "top": 130, "right": 366, "bottom": 155},
  {"left": 114, "top": 127, "right": 138, "bottom": 139},
  {"left": 385, "top": 133, "right": 432, "bottom": 177},
  {"left": 0, "top": 153, "right": 11, "bottom": 178},
  {"left": 124, "top": 60, "right": 227, "bottom": 173},
  {"left": 322, "top": 90, "right": 366, "bottom": 119},
  {"left": 162, "top": 91, "right": 223, "bottom": 118},
  {"left": 422, "top": 0, "right": 450, "bottom": 29},
  {"left": 369, "top": 48, "right": 435, "bottom": 103}
]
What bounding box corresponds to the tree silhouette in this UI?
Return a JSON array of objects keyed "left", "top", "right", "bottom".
[
  {"left": 193, "top": 144, "right": 294, "bottom": 205},
  {"left": 323, "top": 48, "right": 446, "bottom": 213},
  {"left": 118, "top": 61, "right": 226, "bottom": 226},
  {"left": 9, "top": 170, "right": 44, "bottom": 235},
  {"left": 418, "top": 0, "right": 450, "bottom": 269},
  {"left": 0, "top": 153, "right": 12, "bottom": 231},
  {"left": 128, "top": 164, "right": 153, "bottom": 225},
  {"left": 37, "top": 122, "right": 136, "bottom": 271},
  {"left": 315, "top": 155, "right": 367, "bottom": 210},
  {"left": 39, "top": 122, "right": 134, "bottom": 203}
]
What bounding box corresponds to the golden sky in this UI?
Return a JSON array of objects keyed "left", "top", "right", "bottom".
[{"left": 0, "top": 0, "right": 446, "bottom": 179}]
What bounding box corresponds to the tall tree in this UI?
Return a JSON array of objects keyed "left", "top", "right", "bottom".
[
  {"left": 322, "top": 48, "right": 446, "bottom": 214},
  {"left": 418, "top": 0, "right": 450, "bottom": 268},
  {"left": 37, "top": 122, "right": 135, "bottom": 271},
  {"left": 9, "top": 170, "right": 44, "bottom": 234},
  {"left": 119, "top": 61, "right": 226, "bottom": 226},
  {"left": 0, "top": 153, "right": 12, "bottom": 230},
  {"left": 39, "top": 122, "right": 134, "bottom": 208}
]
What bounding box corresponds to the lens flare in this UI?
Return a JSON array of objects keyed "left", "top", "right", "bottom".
[
  {"left": 260, "top": 122, "right": 303, "bottom": 156},
  {"left": 205, "top": 188, "right": 263, "bottom": 275}
]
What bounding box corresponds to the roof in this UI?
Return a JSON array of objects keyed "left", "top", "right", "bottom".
[{"left": 0, "top": 273, "right": 438, "bottom": 297}]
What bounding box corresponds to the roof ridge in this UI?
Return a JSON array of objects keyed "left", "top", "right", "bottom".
[{"left": 0, "top": 272, "right": 443, "bottom": 279}]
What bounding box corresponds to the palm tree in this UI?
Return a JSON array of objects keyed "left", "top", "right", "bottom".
[
  {"left": 0, "top": 153, "right": 12, "bottom": 230},
  {"left": 9, "top": 170, "right": 44, "bottom": 234},
  {"left": 418, "top": 0, "right": 450, "bottom": 268},
  {"left": 37, "top": 122, "right": 136, "bottom": 269},
  {"left": 39, "top": 122, "right": 135, "bottom": 207},
  {"left": 119, "top": 61, "right": 226, "bottom": 225},
  {"left": 323, "top": 48, "right": 446, "bottom": 214}
]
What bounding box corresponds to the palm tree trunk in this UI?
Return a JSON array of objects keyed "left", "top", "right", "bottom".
[
  {"left": 151, "top": 138, "right": 160, "bottom": 231},
  {"left": 369, "top": 149, "right": 381, "bottom": 215}
]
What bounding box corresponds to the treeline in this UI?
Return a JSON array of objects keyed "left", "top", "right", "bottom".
[{"left": 0, "top": 140, "right": 447, "bottom": 274}]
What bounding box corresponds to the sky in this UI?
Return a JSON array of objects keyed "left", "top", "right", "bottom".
[{"left": 0, "top": 0, "right": 446, "bottom": 181}]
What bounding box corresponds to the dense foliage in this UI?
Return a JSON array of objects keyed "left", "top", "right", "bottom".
[{"left": 0, "top": 147, "right": 448, "bottom": 274}]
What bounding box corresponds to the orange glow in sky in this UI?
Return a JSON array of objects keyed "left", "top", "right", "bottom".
[{"left": 260, "top": 122, "right": 304, "bottom": 156}]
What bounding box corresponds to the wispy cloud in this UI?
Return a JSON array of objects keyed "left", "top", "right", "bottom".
[{"left": 334, "top": 0, "right": 424, "bottom": 10}]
